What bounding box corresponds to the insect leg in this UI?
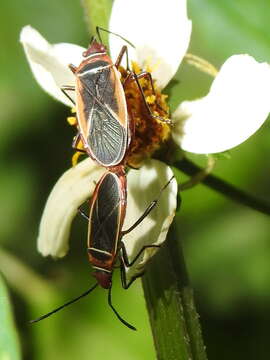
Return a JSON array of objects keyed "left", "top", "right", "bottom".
[
  {"left": 136, "top": 72, "right": 171, "bottom": 119},
  {"left": 78, "top": 206, "right": 89, "bottom": 221},
  {"left": 71, "top": 133, "right": 87, "bottom": 166},
  {"left": 96, "top": 26, "right": 135, "bottom": 48},
  {"left": 78, "top": 178, "right": 97, "bottom": 221},
  {"left": 69, "top": 64, "right": 77, "bottom": 74},
  {"left": 61, "top": 85, "right": 75, "bottom": 105},
  {"left": 72, "top": 133, "right": 86, "bottom": 153},
  {"left": 120, "top": 242, "right": 160, "bottom": 268},
  {"left": 121, "top": 175, "right": 175, "bottom": 236},
  {"left": 61, "top": 85, "right": 75, "bottom": 91},
  {"left": 124, "top": 72, "right": 172, "bottom": 125},
  {"left": 115, "top": 45, "right": 130, "bottom": 71},
  {"left": 120, "top": 259, "right": 145, "bottom": 289}
]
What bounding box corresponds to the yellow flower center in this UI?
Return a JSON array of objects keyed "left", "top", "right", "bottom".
[{"left": 120, "top": 62, "right": 171, "bottom": 168}]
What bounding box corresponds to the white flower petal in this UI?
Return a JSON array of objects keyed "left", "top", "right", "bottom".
[
  {"left": 38, "top": 157, "right": 177, "bottom": 281},
  {"left": 123, "top": 160, "right": 177, "bottom": 281},
  {"left": 20, "top": 26, "right": 85, "bottom": 106},
  {"left": 38, "top": 159, "right": 106, "bottom": 257},
  {"left": 173, "top": 54, "right": 270, "bottom": 154},
  {"left": 109, "top": 0, "right": 192, "bottom": 88}
]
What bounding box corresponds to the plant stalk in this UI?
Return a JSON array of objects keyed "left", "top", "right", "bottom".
[
  {"left": 174, "top": 158, "right": 270, "bottom": 216},
  {"left": 142, "top": 220, "right": 207, "bottom": 360}
]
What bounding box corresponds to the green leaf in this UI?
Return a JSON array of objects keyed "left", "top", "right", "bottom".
[{"left": 0, "top": 273, "right": 21, "bottom": 360}]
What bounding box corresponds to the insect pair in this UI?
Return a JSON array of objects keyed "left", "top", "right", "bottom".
[{"left": 31, "top": 28, "right": 174, "bottom": 330}]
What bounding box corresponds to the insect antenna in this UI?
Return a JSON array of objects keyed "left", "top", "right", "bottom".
[
  {"left": 30, "top": 283, "right": 98, "bottom": 324},
  {"left": 96, "top": 26, "right": 135, "bottom": 48},
  {"left": 108, "top": 285, "right": 136, "bottom": 331}
]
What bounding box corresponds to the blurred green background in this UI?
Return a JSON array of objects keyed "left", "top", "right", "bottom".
[{"left": 0, "top": 0, "right": 270, "bottom": 359}]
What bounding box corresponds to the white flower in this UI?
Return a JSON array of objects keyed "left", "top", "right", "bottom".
[
  {"left": 38, "top": 158, "right": 177, "bottom": 280},
  {"left": 108, "top": 0, "right": 270, "bottom": 154},
  {"left": 172, "top": 55, "right": 270, "bottom": 154},
  {"left": 20, "top": 0, "right": 270, "bottom": 278}
]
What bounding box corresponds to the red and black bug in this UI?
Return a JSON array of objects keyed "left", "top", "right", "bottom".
[
  {"left": 30, "top": 172, "right": 175, "bottom": 330},
  {"left": 62, "top": 27, "right": 170, "bottom": 170},
  {"left": 61, "top": 28, "right": 132, "bottom": 168},
  {"left": 30, "top": 29, "right": 175, "bottom": 330}
]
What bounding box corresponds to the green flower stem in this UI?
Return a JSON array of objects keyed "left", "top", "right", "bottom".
[
  {"left": 173, "top": 158, "right": 270, "bottom": 216},
  {"left": 81, "top": 0, "right": 113, "bottom": 46},
  {"left": 142, "top": 220, "right": 207, "bottom": 360}
]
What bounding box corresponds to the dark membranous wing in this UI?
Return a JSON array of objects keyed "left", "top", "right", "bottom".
[
  {"left": 79, "top": 63, "right": 128, "bottom": 166},
  {"left": 89, "top": 173, "right": 121, "bottom": 255}
]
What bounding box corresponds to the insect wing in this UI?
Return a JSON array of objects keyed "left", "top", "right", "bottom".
[
  {"left": 88, "top": 172, "right": 126, "bottom": 270},
  {"left": 76, "top": 56, "right": 129, "bottom": 167}
]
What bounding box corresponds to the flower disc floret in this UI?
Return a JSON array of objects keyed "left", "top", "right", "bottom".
[{"left": 120, "top": 63, "right": 171, "bottom": 168}]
